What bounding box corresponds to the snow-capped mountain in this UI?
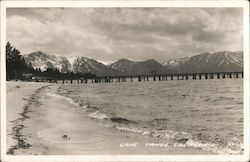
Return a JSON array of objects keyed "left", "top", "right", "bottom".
[
  {"left": 163, "top": 51, "right": 243, "bottom": 73},
  {"left": 66, "top": 55, "right": 79, "bottom": 68},
  {"left": 23, "top": 51, "right": 73, "bottom": 73},
  {"left": 73, "top": 57, "right": 117, "bottom": 75},
  {"left": 24, "top": 51, "right": 118, "bottom": 75}
]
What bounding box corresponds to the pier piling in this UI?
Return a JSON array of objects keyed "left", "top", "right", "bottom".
[
  {"left": 210, "top": 74, "right": 214, "bottom": 79},
  {"left": 217, "top": 73, "right": 220, "bottom": 79},
  {"left": 58, "top": 71, "right": 243, "bottom": 85},
  {"left": 199, "top": 74, "right": 202, "bottom": 80},
  {"left": 222, "top": 73, "right": 226, "bottom": 79},
  {"left": 138, "top": 76, "right": 141, "bottom": 82}
]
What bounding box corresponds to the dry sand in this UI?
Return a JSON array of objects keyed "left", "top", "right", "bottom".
[{"left": 6, "top": 81, "right": 213, "bottom": 155}]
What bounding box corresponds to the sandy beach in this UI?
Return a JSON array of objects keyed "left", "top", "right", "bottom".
[
  {"left": 6, "top": 81, "right": 214, "bottom": 155},
  {"left": 6, "top": 81, "right": 51, "bottom": 154}
]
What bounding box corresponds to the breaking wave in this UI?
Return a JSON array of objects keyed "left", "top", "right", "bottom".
[{"left": 88, "top": 111, "right": 108, "bottom": 120}]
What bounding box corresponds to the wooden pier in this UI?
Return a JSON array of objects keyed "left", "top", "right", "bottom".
[{"left": 60, "top": 71, "right": 243, "bottom": 84}]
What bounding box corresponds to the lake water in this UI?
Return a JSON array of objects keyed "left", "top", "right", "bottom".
[{"left": 56, "top": 79, "right": 243, "bottom": 154}]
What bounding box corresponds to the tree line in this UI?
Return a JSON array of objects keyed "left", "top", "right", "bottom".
[{"left": 6, "top": 42, "right": 95, "bottom": 81}]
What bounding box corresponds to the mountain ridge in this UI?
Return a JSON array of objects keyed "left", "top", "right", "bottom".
[
  {"left": 23, "top": 50, "right": 243, "bottom": 76},
  {"left": 163, "top": 51, "right": 243, "bottom": 73}
]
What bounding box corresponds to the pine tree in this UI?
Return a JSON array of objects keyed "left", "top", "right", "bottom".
[{"left": 6, "top": 42, "right": 27, "bottom": 80}]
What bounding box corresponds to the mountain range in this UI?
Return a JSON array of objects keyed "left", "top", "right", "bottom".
[{"left": 23, "top": 51, "right": 243, "bottom": 76}]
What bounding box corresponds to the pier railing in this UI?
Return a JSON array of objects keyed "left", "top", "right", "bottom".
[{"left": 58, "top": 71, "right": 243, "bottom": 84}]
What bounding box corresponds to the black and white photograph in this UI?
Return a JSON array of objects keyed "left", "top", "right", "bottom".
[{"left": 1, "top": 0, "right": 249, "bottom": 161}]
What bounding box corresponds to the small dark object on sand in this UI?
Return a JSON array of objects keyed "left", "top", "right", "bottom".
[{"left": 62, "top": 134, "right": 70, "bottom": 140}]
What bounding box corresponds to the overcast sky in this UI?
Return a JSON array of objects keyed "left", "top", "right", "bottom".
[{"left": 7, "top": 8, "right": 243, "bottom": 64}]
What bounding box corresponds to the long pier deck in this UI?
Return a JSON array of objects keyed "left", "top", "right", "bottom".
[{"left": 59, "top": 71, "right": 243, "bottom": 84}]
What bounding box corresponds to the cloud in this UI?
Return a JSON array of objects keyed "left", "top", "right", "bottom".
[{"left": 6, "top": 8, "right": 243, "bottom": 63}]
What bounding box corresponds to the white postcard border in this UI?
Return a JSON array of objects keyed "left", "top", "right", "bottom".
[{"left": 1, "top": 1, "right": 249, "bottom": 162}]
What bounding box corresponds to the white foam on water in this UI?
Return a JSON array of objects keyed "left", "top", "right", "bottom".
[
  {"left": 103, "top": 122, "right": 116, "bottom": 128},
  {"left": 218, "top": 137, "right": 244, "bottom": 155},
  {"left": 115, "top": 125, "right": 144, "bottom": 133},
  {"left": 47, "top": 92, "right": 62, "bottom": 98},
  {"left": 80, "top": 104, "right": 89, "bottom": 111},
  {"left": 88, "top": 111, "right": 108, "bottom": 120},
  {"left": 142, "top": 130, "right": 151, "bottom": 135},
  {"left": 48, "top": 93, "right": 79, "bottom": 106},
  {"left": 64, "top": 97, "right": 78, "bottom": 106}
]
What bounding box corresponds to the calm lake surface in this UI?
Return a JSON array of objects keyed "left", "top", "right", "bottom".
[{"left": 57, "top": 79, "right": 243, "bottom": 154}]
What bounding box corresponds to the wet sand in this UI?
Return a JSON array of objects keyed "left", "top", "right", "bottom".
[{"left": 6, "top": 81, "right": 213, "bottom": 155}]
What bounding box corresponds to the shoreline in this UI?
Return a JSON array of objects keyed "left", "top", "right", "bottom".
[
  {"left": 6, "top": 81, "right": 51, "bottom": 154},
  {"left": 8, "top": 85, "right": 52, "bottom": 154},
  {"left": 7, "top": 81, "right": 214, "bottom": 155}
]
